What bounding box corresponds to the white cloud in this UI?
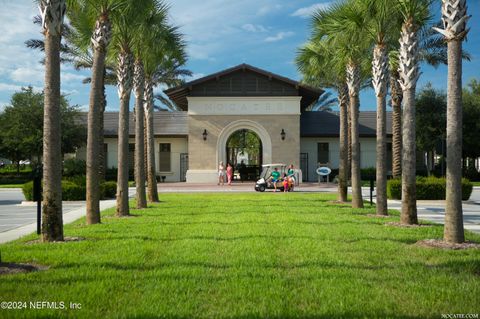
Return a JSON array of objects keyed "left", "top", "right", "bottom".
[
  {"left": 0, "top": 101, "right": 8, "bottom": 113},
  {"left": 0, "top": 82, "right": 42, "bottom": 92},
  {"left": 10, "top": 67, "right": 43, "bottom": 84},
  {"left": 292, "top": 2, "right": 332, "bottom": 18},
  {"left": 265, "top": 31, "right": 295, "bottom": 42},
  {"left": 242, "top": 24, "right": 268, "bottom": 33},
  {"left": 257, "top": 4, "right": 283, "bottom": 16},
  {"left": 189, "top": 73, "right": 206, "bottom": 81}
]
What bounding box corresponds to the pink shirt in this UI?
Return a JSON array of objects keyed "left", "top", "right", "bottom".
[{"left": 226, "top": 166, "right": 233, "bottom": 177}]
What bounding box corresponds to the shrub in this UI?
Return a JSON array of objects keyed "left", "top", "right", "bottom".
[
  {"left": 387, "top": 177, "right": 473, "bottom": 201},
  {"left": 61, "top": 181, "right": 86, "bottom": 200},
  {"left": 101, "top": 181, "right": 117, "bottom": 199},
  {"left": 0, "top": 171, "right": 32, "bottom": 185},
  {"left": 361, "top": 167, "right": 376, "bottom": 180},
  {"left": 105, "top": 167, "right": 134, "bottom": 181},
  {"left": 63, "top": 158, "right": 86, "bottom": 177},
  {"left": 22, "top": 181, "right": 35, "bottom": 201}
]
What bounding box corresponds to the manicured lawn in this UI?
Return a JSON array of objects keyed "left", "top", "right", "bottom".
[
  {"left": 472, "top": 181, "right": 480, "bottom": 186},
  {"left": 0, "top": 184, "right": 23, "bottom": 188},
  {"left": 1, "top": 193, "right": 479, "bottom": 318}
]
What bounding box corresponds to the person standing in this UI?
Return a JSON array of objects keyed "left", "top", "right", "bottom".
[
  {"left": 218, "top": 161, "right": 225, "bottom": 186},
  {"left": 226, "top": 163, "right": 233, "bottom": 186}
]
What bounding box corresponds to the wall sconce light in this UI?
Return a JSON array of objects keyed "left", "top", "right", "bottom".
[
  {"left": 202, "top": 129, "right": 208, "bottom": 141},
  {"left": 281, "top": 129, "right": 286, "bottom": 141}
]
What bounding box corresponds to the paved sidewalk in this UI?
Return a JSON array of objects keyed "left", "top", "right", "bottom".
[
  {"left": 364, "top": 187, "right": 480, "bottom": 234},
  {"left": 0, "top": 188, "right": 135, "bottom": 244}
]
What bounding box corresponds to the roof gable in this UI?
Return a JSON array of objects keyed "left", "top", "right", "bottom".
[{"left": 164, "top": 64, "right": 322, "bottom": 110}]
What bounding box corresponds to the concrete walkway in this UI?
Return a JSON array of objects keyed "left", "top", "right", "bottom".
[
  {"left": 0, "top": 188, "right": 135, "bottom": 244},
  {"left": 364, "top": 187, "right": 480, "bottom": 234}
]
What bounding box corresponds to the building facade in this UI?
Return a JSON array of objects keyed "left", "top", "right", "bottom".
[{"left": 76, "top": 64, "right": 392, "bottom": 183}]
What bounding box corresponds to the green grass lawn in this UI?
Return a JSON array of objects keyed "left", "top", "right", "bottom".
[
  {"left": 0, "top": 184, "right": 23, "bottom": 188},
  {"left": 1, "top": 193, "right": 479, "bottom": 318},
  {"left": 472, "top": 181, "right": 480, "bottom": 186}
]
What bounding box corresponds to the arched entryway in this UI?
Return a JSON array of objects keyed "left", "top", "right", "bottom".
[
  {"left": 217, "top": 120, "right": 272, "bottom": 180},
  {"left": 226, "top": 129, "right": 262, "bottom": 180}
]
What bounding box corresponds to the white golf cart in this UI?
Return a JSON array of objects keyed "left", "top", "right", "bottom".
[{"left": 254, "top": 163, "right": 294, "bottom": 192}]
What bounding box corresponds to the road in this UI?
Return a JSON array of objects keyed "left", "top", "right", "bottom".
[{"left": 0, "top": 189, "right": 85, "bottom": 233}]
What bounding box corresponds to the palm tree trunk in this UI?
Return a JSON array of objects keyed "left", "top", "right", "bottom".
[
  {"left": 373, "top": 44, "right": 388, "bottom": 216},
  {"left": 133, "top": 60, "right": 147, "bottom": 209},
  {"left": 390, "top": 71, "right": 403, "bottom": 179},
  {"left": 399, "top": 18, "right": 420, "bottom": 225},
  {"left": 116, "top": 51, "right": 133, "bottom": 216},
  {"left": 145, "top": 78, "right": 159, "bottom": 202},
  {"left": 441, "top": 0, "right": 469, "bottom": 243},
  {"left": 347, "top": 103, "right": 352, "bottom": 180},
  {"left": 40, "top": 0, "right": 65, "bottom": 242},
  {"left": 98, "top": 68, "right": 107, "bottom": 182},
  {"left": 338, "top": 83, "right": 349, "bottom": 202},
  {"left": 86, "top": 47, "right": 106, "bottom": 225},
  {"left": 401, "top": 88, "right": 417, "bottom": 224},
  {"left": 347, "top": 62, "right": 363, "bottom": 208}
]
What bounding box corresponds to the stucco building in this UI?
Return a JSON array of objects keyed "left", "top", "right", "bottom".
[{"left": 76, "top": 64, "right": 392, "bottom": 183}]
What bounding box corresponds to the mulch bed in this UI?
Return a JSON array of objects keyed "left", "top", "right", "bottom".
[
  {"left": 0, "top": 263, "right": 48, "bottom": 275},
  {"left": 385, "top": 222, "right": 433, "bottom": 228},
  {"left": 416, "top": 239, "right": 480, "bottom": 250},
  {"left": 25, "top": 236, "right": 86, "bottom": 245}
]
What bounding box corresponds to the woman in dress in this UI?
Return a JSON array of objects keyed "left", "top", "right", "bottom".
[
  {"left": 226, "top": 163, "right": 233, "bottom": 186},
  {"left": 218, "top": 161, "right": 225, "bottom": 186}
]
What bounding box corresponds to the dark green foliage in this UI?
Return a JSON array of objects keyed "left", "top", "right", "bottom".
[
  {"left": 416, "top": 84, "right": 447, "bottom": 154},
  {"left": 387, "top": 177, "right": 473, "bottom": 200},
  {"left": 0, "top": 173, "right": 32, "bottom": 185},
  {"left": 61, "top": 181, "right": 86, "bottom": 201},
  {"left": 360, "top": 167, "right": 376, "bottom": 179},
  {"left": 22, "top": 178, "right": 116, "bottom": 201},
  {"left": 63, "top": 159, "right": 86, "bottom": 177},
  {"left": 101, "top": 181, "right": 117, "bottom": 199},
  {"left": 462, "top": 79, "right": 480, "bottom": 160},
  {"left": 0, "top": 87, "right": 86, "bottom": 166},
  {"left": 105, "top": 167, "right": 134, "bottom": 181},
  {"left": 22, "top": 181, "right": 35, "bottom": 201}
]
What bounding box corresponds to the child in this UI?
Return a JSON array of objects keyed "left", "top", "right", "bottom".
[{"left": 283, "top": 174, "right": 289, "bottom": 192}]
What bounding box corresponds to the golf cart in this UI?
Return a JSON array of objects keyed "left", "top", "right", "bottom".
[{"left": 254, "top": 163, "right": 294, "bottom": 192}]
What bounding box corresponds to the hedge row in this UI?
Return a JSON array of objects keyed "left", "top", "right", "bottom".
[
  {"left": 387, "top": 177, "right": 473, "bottom": 201},
  {"left": 23, "top": 180, "right": 117, "bottom": 201}
]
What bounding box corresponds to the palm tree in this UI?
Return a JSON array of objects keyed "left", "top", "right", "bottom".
[
  {"left": 389, "top": 52, "right": 403, "bottom": 179},
  {"left": 388, "top": 21, "right": 470, "bottom": 179},
  {"left": 306, "top": 91, "right": 338, "bottom": 112},
  {"left": 133, "top": 59, "right": 147, "bottom": 209},
  {"left": 364, "top": 0, "right": 402, "bottom": 216},
  {"left": 38, "top": 0, "right": 66, "bottom": 242},
  {"left": 67, "top": 1, "right": 118, "bottom": 224},
  {"left": 397, "top": 0, "right": 432, "bottom": 225},
  {"left": 110, "top": 0, "right": 151, "bottom": 216},
  {"left": 296, "top": 39, "right": 349, "bottom": 202},
  {"left": 433, "top": 0, "right": 470, "bottom": 243},
  {"left": 313, "top": 0, "right": 371, "bottom": 208},
  {"left": 140, "top": 7, "right": 188, "bottom": 203}
]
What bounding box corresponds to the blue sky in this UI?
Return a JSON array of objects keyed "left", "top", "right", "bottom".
[{"left": 0, "top": 0, "right": 479, "bottom": 112}]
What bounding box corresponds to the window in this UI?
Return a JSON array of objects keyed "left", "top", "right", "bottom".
[
  {"left": 317, "top": 143, "right": 329, "bottom": 165},
  {"left": 159, "top": 143, "right": 171, "bottom": 172}
]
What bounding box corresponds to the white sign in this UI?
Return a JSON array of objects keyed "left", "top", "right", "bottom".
[
  {"left": 187, "top": 97, "right": 301, "bottom": 115},
  {"left": 316, "top": 167, "right": 331, "bottom": 176}
]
